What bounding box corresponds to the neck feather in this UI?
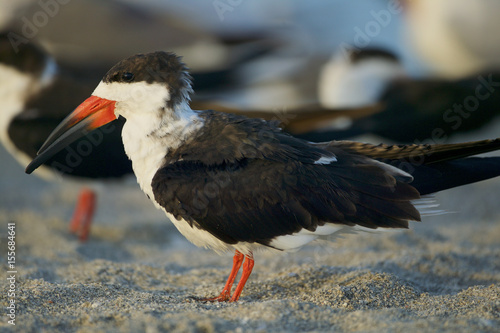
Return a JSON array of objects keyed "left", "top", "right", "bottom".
[{"left": 121, "top": 102, "right": 204, "bottom": 203}]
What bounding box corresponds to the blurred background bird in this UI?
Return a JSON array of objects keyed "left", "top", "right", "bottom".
[
  {"left": 2, "top": 0, "right": 500, "bottom": 240},
  {"left": 0, "top": 33, "right": 132, "bottom": 241},
  {"left": 311, "top": 47, "right": 500, "bottom": 143}
]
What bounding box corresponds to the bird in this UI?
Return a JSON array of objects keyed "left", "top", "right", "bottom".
[
  {"left": 26, "top": 51, "right": 500, "bottom": 302},
  {"left": 0, "top": 33, "right": 132, "bottom": 241},
  {"left": 309, "top": 47, "right": 500, "bottom": 143}
]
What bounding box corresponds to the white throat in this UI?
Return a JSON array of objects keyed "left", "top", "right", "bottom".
[
  {"left": 122, "top": 104, "right": 203, "bottom": 205},
  {"left": 92, "top": 80, "right": 204, "bottom": 205}
]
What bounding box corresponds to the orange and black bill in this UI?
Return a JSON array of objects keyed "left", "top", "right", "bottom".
[{"left": 25, "top": 96, "right": 117, "bottom": 174}]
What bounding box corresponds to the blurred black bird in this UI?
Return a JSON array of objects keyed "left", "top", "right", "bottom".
[
  {"left": 309, "top": 48, "right": 500, "bottom": 143},
  {"left": 0, "top": 33, "right": 132, "bottom": 240}
]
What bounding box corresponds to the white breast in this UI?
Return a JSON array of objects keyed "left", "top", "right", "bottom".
[
  {"left": 122, "top": 115, "right": 267, "bottom": 255},
  {"left": 120, "top": 106, "right": 204, "bottom": 201},
  {"left": 115, "top": 96, "right": 259, "bottom": 254}
]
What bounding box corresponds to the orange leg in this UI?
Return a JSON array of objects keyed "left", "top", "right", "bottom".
[
  {"left": 69, "top": 187, "right": 96, "bottom": 242},
  {"left": 230, "top": 252, "right": 254, "bottom": 302},
  {"left": 195, "top": 250, "right": 254, "bottom": 302}
]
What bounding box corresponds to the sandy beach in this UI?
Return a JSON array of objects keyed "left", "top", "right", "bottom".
[{"left": 1, "top": 130, "right": 499, "bottom": 333}]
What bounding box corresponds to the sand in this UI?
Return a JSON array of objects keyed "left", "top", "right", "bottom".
[{"left": 0, "top": 137, "right": 500, "bottom": 333}]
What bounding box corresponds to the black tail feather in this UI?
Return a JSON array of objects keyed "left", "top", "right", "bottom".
[
  {"left": 329, "top": 139, "right": 500, "bottom": 195},
  {"left": 403, "top": 157, "right": 500, "bottom": 195}
]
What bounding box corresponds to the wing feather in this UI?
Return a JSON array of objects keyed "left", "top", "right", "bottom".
[{"left": 152, "top": 111, "right": 421, "bottom": 247}]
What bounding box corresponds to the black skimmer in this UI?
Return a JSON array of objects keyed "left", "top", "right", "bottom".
[
  {"left": 26, "top": 52, "right": 500, "bottom": 302},
  {"left": 310, "top": 47, "right": 500, "bottom": 143},
  {"left": 0, "top": 34, "right": 132, "bottom": 240}
]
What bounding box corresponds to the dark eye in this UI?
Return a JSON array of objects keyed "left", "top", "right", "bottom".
[{"left": 121, "top": 72, "right": 134, "bottom": 82}]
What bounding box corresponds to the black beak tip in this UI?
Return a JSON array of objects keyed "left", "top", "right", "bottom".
[
  {"left": 24, "top": 115, "right": 97, "bottom": 176},
  {"left": 25, "top": 157, "right": 42, "bottom": 174}
]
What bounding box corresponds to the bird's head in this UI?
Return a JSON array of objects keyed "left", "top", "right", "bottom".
[
  {"left": 25, "top": 51, "right": 193, "bottom": 174},
  {"left": 93, "top": 52, "right": 193, "bottom": 120}
]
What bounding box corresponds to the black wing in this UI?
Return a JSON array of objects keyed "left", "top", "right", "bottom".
[{"left": 152, "top": 111, "right": 420, "bottom": 247}]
